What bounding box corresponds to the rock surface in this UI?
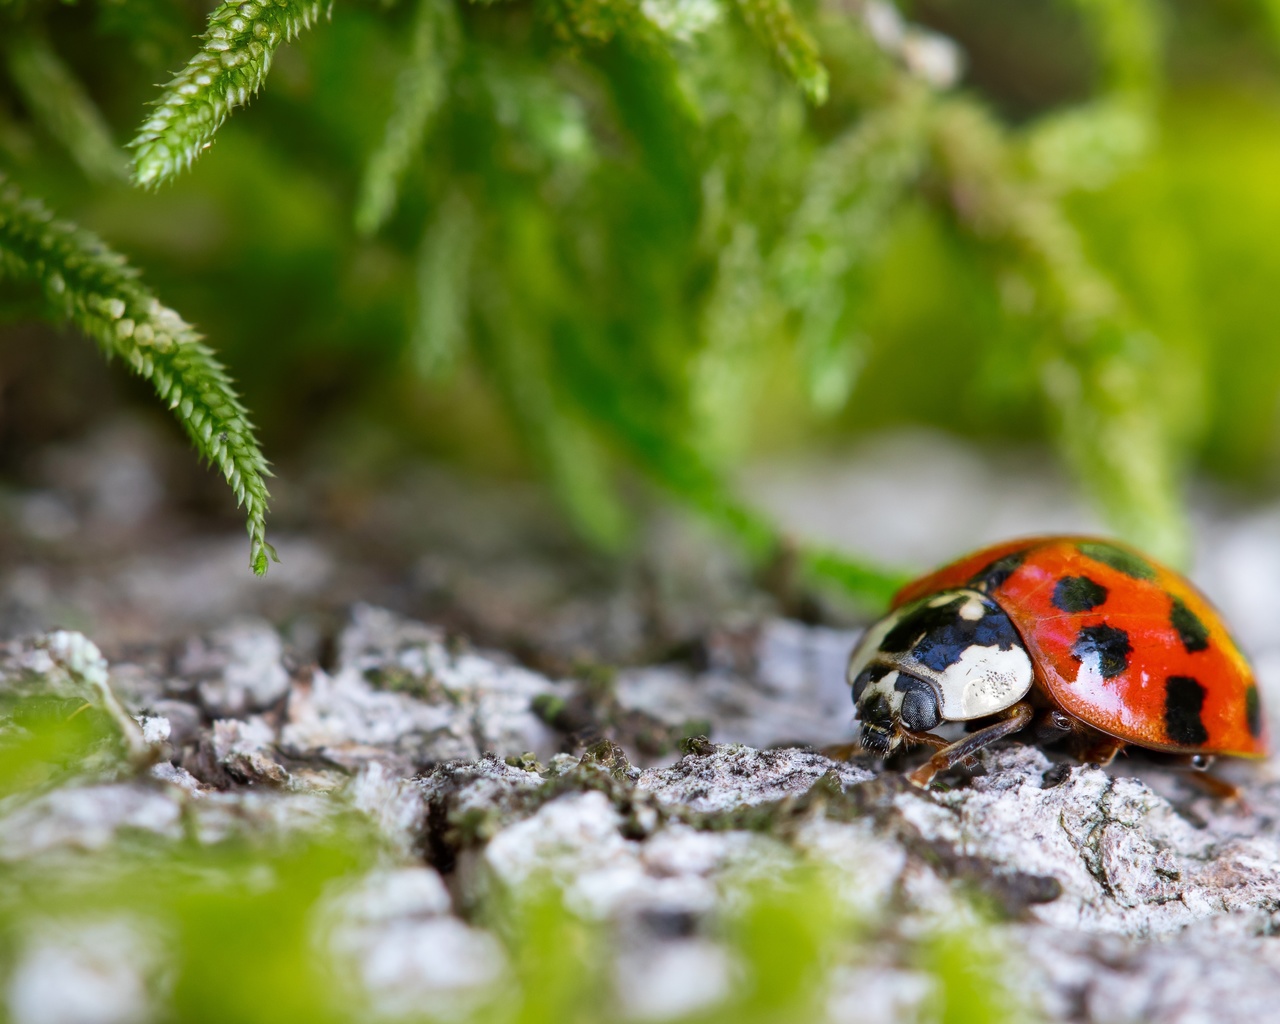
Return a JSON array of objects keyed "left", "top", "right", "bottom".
[
  {"left": 6, "top": 604, "right": 1280, "bottom": 1024},
  {"left": 10, "top": 424, "right": 1280, "bottom": 1022}
]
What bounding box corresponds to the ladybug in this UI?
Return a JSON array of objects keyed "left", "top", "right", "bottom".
[{"left": 846, "top": 536, "right": 1268, "bottom": 788}]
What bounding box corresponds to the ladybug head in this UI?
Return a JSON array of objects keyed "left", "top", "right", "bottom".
[
  {"left": 847, "top": 589, "right": 1034, "bottom": 754},
  {"left": 852, "top": 667, "right": 941, "bottom": 754}
]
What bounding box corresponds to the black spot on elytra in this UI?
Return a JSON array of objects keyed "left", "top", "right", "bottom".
[
  {"left": 1071, "top": 624, "right": 1131, "bottom": 679},
  {"left": 895, "top": 674, "right": 941, "bottom": 731},
  {"left": 879, "top": 596, "right": 1021, "bottom": 673},
  {"left": 1169, "top": 596, "right": 1210, "bottom": 654},
  {"left": 969, "top": 550, "right": 1029, "bottom": 591},
  {"left": 1052, "top": 576, "right": 1108, "bottom": 613},
  {"left": 1076, "top": 541, "right": 1157, "bottom": 582},
  {"left": 851, "top": 663, "right": 890, "bottom": 704},
  {"left": 1246, "top": 684, "right": 1263, "bottom": 739},
  {"left": 1164, "top": 675, "right": 1209, "bottom": 747}
]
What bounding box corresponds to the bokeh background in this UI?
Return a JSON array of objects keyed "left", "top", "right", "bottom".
[{"left": 8, "top": 0, "right": 1280, "bottom": 612}]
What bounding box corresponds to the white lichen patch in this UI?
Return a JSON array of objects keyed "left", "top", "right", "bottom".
[
  {"left": 790, "top": 818, "right": 907, "bottom": 920},
  {"left": 483, "top": 791, "right": 666, "bottom": 919},
  {"left": 186, "top": 789, "right": 337, "bottom": 845},
  {"left": 617, "top": 620, "right": 863, "bottom": 753},
  {"left": 282, "top": 605, "right": 568, "bottom": 770},
  {"left": 345, "top": 761, "right": 428, "bottom": 855},
  {"left": 896, "top": 746, "right": 1280, "bottom": 938},
  {"left": 179, "top": 619, "right": 289, "bottom": 717},
  {"left": 636, "top": 745, "right": 871, "bottom": 813},
  {"left": 0, "top": 784, "right": 184, "bottom": 860},
  {"left": 213, "top": 715, "right": 287, "bottom": 785},
  {"left": 825, "top": 965, "right": 933, "bottom": 1024},
  {"left": 479, "top": 791, "right": 779, "bottom": 924}
]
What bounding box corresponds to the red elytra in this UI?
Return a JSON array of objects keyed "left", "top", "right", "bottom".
[{"left": 893, "top": 535, "right": 1267, "bottom": 759}]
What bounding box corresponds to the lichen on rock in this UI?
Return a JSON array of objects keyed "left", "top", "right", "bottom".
[{"left": 5, "top": 604, "right": 1280, "bottom": 1023}]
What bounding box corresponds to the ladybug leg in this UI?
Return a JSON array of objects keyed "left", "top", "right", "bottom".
[
  {"left": 906, "top": 701, "right": 1034, "bottom": 789},
  {"left": 821, "top": 730, "right": 947, "bottom": 764},
  {"left": 821, "top": 732, "right": 948, "bottom": 762},
  {"left": 1168, "top": 754, "right": 1243, "bottom": 801},
  {"left": 1075, "top": 734, "right": 1126, "bottom": 767},
  {"left": 820, "top": 741, "right": 863, "bottom": 762},
  {"left": 899, "top": 727, "right": 951, "bottom": 751}
]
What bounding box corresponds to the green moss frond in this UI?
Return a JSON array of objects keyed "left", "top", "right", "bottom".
[
  {"left": 933, "top": 100, "right": 1185, "bottom": 565},
  {"left": 921, "top": 927, "right": 1025, "bottom": 1024},
  {"left": 799, "top": 546, "right": 913, "bottom": 609},
  {"left": 0, "top": 176, "right": 276, "bottom": 575},
  {"left": 538, "top": 0, "right": 649, "bottom": 45},
  {"left": 693, "top": 221, "right": 778, "bottom": 459},
  {"left": 355, "top": 0, "right": 459, "bottom": 235},
  {"left": 129, "top": 0, "right": 329, "bottom": 188},
  {"left": 412, "top": 189, "right": 474, "bottom": 377},
  {"left": 468, "top": 196, "right": 628, "bottom": 548},
  {"left": 775, "top": 94, "right": 928, "bottom": 412},
  {"left": 1024, "top": 98, "right": 1153, "bottom": 192},
  {"left": 729, "top": 0, "right": 827, "bottom": 104},
  {"left": 1026, "top": 0, "right": 1160, "bottom": 191},
  {"left": 3, "top": 30, "right": 128, "bottom": 182}
]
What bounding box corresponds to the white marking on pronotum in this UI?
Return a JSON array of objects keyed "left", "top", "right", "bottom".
[
  {"left": 936, "top": 643, "right": 1034, "bottom": 720},
  {"left": 847, "top": 587, "right": 1034, "bottom": 722}
]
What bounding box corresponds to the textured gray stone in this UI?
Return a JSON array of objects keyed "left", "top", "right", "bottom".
[
  {"left": 636, "top": 744, "right": 873, "bottom": 812},
  {"left": 180, "top": 619, "right": 290, "bottom": 718},
  {"left": 280, "top": 604, "right": 568, "bottom": 773},
  {"left": 8, "top": 603, "right": 1280, "bottom": 1024},
  {"left": 615, "top": 619, "right": 861, "bottom": 752},
  {"left": 0, "top": 783, "right": 184, "bottom": 860}
]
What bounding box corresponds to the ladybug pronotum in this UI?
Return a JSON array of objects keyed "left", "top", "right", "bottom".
[{"left": 846, "top": 536, "right": 1268, "bottom": 788}]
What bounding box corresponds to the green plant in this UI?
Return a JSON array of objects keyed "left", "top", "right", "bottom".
[
  {"left": 5, "top": 0, "right": 1280, "bottom": 586},
  {"left": 0, "top": 177, "right": 276, "bottom": 574}
]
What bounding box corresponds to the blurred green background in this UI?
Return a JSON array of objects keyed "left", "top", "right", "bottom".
[{"left": 5, "top": 0, "right": 1280, "bottom": 587}]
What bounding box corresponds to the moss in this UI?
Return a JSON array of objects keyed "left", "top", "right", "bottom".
[
  {"left": 530, "top": 692, "right": 570, "bottom": 728},
  {"left": 505, "top": 751, "right": 542, "bottom": 772},
  {"left": 362, "top": 665, "right": 452, "bottom": 703}
]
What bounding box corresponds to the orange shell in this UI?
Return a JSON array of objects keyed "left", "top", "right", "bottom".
[{"left": 893, "top": 536, "right": 1267, "bottom": 758}]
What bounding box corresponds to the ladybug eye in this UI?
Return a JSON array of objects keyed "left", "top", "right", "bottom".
[
  {"left": 1190, "top": 754, "right": 1214, "bottom": 772},
  {"left": 896, "top": 676, "right": 941, "bottom": 731}
]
